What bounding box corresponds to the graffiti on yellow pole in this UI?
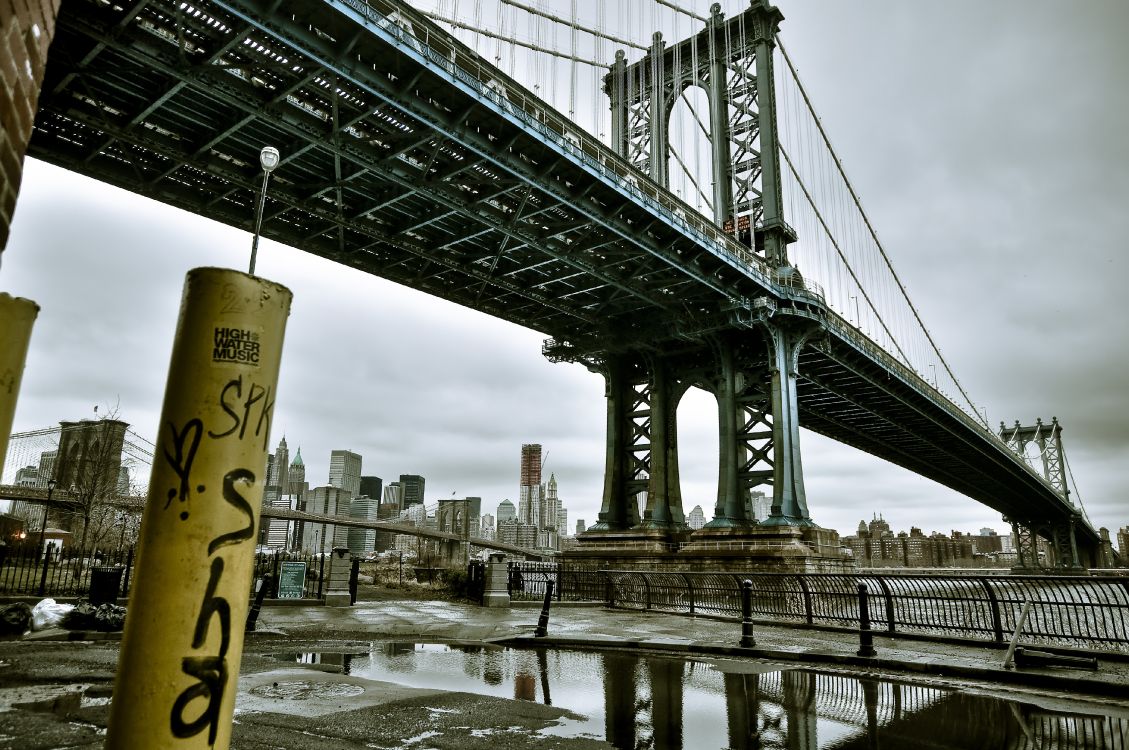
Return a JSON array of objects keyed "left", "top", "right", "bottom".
[{"left": 106, "top": 268, "right": 291, "bottom": 749}]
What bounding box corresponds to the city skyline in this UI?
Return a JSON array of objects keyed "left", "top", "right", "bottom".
[{"left": 1, "top": 0, "right": 1126, "bottom": 540}]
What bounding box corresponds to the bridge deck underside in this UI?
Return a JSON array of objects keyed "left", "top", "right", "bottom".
[
  {"left": 25, "top": 0, "right": 1093, "bottom": 546},
  {"left": 32, "top": 0, "right": 766, "bottom": 348}
]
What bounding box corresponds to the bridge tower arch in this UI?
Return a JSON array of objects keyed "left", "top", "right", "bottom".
[
  {"left": 605, "top": 0, "right": 797, "bottom": 268},
  {"left": 999, "top": 417, "right": 1087, "bottom": 570}
]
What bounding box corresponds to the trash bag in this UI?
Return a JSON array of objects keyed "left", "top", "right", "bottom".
[
  {"left": 93, "top": 603, "right": 126, "bottom": 632},
  {"left": 30, "top": 599, "right": 75, "bottom": 631},
  {"left": 0, "top": 602, "right": 33, "bottom": 635},
  {"left": 63, "top": 602, "right": 99, "bottom": 631}
]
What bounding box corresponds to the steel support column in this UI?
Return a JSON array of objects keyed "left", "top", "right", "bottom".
[
  {"left": 704, "top": 338, "right": 767, "bottom": 528},
  {"left": 589, "top": 354, "right": 642, "bottom": 532},
  {"left": 639, "top": 357, "right": 689, "bottom": 531},
  {"left": 758, "top": 321, "right": 815, "bottom": 526}
]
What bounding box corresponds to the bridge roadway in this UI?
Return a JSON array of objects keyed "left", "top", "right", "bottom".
[
  {"left": 0, "top": 485, "right": 547, "bottom": 559},
  {"left": 27, "top": 0, "right": 1095, "bottom": 549}
]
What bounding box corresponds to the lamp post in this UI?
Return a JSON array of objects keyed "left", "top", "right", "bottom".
[
  {"left": 849, "top": 294, "right": 862, "bottom": 329},
  {"left": 37, "top": 478, "right": 55, "bottom": 560},
  {"left": 248, "top": 146, "right": 280, "bottom": 276}
]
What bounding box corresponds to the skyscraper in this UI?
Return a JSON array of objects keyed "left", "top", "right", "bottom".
[
  {"left": 687, "top": 505, "right": 706, "bottom": 530},
  {"left": 267, "top": 436, "right": 289, "bottom": 492},
  {"left": 399, "top": 474, "right": 426, "bottom": 509},
  {"left": 288, "top": 447, "right": 307, "bottom": 495},
  {"left": 329, "top": 450, "right": 363, "bottom": 497},
  {"left": 518, "top": 444, "right": 542, "bottom": 527},
  {"left": 496, "top": 499, "right": 516, "bottom": 524},
  {"left": 360, "top": 476, "right": 383, "bottom": 502}
]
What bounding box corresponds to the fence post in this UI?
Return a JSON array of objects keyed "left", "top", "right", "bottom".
[
  {"left": 857, "top": 583, "right": 877, "bottom": 657},
  {"left": 977, "top": 577, "right": 1005, "bottom": 643},
  {"left": 740, "top": 580, "right": 756, "bottom": 647},
  {"left": 534, "top": 580, "right": 555, "bottom": 638},
  {"left": 796, "top": 576, "right": 814, "bottom": 625},
  {"left": 37, "top": 544, "right": 52, "bottom": 597},
  {"left": 642, "top": 573, "right": 651, "bottom": 610},
  {"left": 873, "top": 576, "right": 896, "bottom": 634},
  {"left": 122, "top": 547, "right": 134, "bottom": 596},
  {"left": 605, "top": 571, "right": 614, "bottom": 608},
  {"left": 556, "top": 563, "right": 563, "bottom": 601},
  {"left": 507, "top": 561, "right": 513, "bottom": 596},
  {"left": 682, "top": 573, "right": 695, "bottom": 614},
  {"left": 349, "top": 558, "right": 360, "bottom": 605},
  {"left": 271, "top": 553, "right": 281, "bottom": 597}
]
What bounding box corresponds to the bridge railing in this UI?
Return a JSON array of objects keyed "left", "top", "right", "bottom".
[
  {"left": 340, "top": 0, "right": 776, "bottom": 288},
  {"left": 506, "top": 564, "right": 1129, "bottom": 652}
]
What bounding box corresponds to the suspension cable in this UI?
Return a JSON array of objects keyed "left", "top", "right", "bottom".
[
  {"left": 500, "top": 0, "right": 647, "bottom": 51},
  {"left": 776, "top": 37, "right": 985, "bottom": 425}
]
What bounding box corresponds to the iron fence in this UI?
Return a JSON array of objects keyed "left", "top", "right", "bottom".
[
  {"left": 506, "top": 563, "right": 1129, "bottom": 652},
  {"left": 0, "top": 544, "right": 134, "bottom": 599}
]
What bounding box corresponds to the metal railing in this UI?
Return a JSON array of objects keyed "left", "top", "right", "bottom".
[
  {"left": 0, "top": 544, "right": 134, "bottom": 598},
  {"left": 506, "top": 564, "right": 1129, "bottom": 652}
]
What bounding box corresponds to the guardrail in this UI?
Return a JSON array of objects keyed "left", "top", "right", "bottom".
[{"left": 506, "top": 564, "right": 1129, "bottom": 652}]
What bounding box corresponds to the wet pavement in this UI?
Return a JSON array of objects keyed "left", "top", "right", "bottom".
[{"left": 1, "top": 598, "right": 1128, "bottom": 749}]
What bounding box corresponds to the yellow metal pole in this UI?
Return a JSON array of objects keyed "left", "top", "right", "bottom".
[
  {"left": 106, "top": 268, "right": 291, "bottom": 750},
  {"left": 0, "top": 293, "right": 39, "bottom": 470}
]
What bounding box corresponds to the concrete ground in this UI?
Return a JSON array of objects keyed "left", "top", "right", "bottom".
[{"left": 1, "top": 597, "right": 1127, "bottom": 749}]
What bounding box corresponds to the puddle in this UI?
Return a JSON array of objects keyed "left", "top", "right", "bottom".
[{"left": 265, "top": 644, "right": 1129, "bottom": 748}]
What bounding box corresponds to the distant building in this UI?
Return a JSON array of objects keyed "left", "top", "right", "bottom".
[
  {"left": 518, "top": 444, "right": 542, "bottom": 527},
  {"left": 287, "top": 447, "right": 307, "bottom": 496},
  {"left": 498, "top": 519, "right": 538, "bottom": 549},
  {"left": 496, "top": 499, "right": 516, "bottom": 524},
  {"left": 557, "top": 507, "right": 568, "bottom": 538},
  {"left": 399, "top": 475, "right": 426, "bottom": 509},
  {"left": 576, "top": 519, "right": 587, "bottom": 535},
  {"left": 348, "top": 496, "right": 380, "bottom": 554},
  {"left": 383, "top": 483, "right": 403, "bottom": 513},
  {"left": 360, "top": 476, "right": 383, "bottom": 502},
  {"left": 13, "top": 466, "right": 37, "bottom": 486},
  {"left": 750, "top": 490, "right": 771, "bottom": 521},
  {"left": 480, "top": 513, "right": 496, "bottom": 541},
  {"left": 329, "top": 450, "right": 362, "bottom": 497},
  {"left": 842, "top": 513, "right": 977, "bottom": 568},
  {"left": 302, "top": 486, "right": 352, "bottom": 552},
  {"left": 1117, "top": 527, "right": 1129, "bottom": 562},
  {"left": 687, "top": 505, "right": 706, "bottom": 530}
]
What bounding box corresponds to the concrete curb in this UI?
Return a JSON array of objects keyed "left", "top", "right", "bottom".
[{"left": 500, "top": 634, "right": 1129, "bottom": 698}]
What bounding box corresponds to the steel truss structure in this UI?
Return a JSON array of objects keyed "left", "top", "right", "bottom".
[{"left": 29, "top": 0, "right": 1098, "bottom": 556}]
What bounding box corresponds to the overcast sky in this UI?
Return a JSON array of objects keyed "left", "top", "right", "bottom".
[{"left": 2, "top": 0, "right": 1126, "bottom": 541}]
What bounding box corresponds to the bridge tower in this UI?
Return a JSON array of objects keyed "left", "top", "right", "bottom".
[
  {"left": 998, "top": 417, "right": 1085, "bottom": 570},
  {"left": 571, "top": 1, "right": 838, "bottom": 570},
  {"left": 605, "top": 0, "right": 797, "bottom": 269}
]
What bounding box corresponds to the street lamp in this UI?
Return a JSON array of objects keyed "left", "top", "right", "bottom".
[
  {"left": 849, "top": 295, "right": 862, "bottom": 329},
  {"left": 37, "top": 478, "right": 55, "bottom": 560},
  {"left": 248, "top": 146, "right": 281, "bottom": 276}
]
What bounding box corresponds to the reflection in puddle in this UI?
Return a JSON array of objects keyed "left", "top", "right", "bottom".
[{"left": 272, "top": 646, "right": 1129, "bottom": 749}]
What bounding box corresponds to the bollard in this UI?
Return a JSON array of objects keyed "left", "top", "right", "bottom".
[
  {"left": 534, "top": 580, "right": 555, "bottom": 638},
  {"left": 245, "top": 574, "right": 272, "bottom": 632},
  {"left": 857, "top": 582, "right": 877, "bottom": 657},
  {"left": 106, "top": 268, "right": 291, "bottom": 750},
  {"left": 739, "top": 579, "right": 756, "bottom": 648},
  {"left": 0, "top": 294, "right": 39, "bottom": 473}
]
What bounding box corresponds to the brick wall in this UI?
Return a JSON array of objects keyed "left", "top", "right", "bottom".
[{"left": 0, "top": 0, "right": 61, "bottom": 251}]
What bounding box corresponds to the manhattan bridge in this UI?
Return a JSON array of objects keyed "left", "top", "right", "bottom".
[{"left": 4, "top": 0, "right": 1100, "bottom": 567}]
